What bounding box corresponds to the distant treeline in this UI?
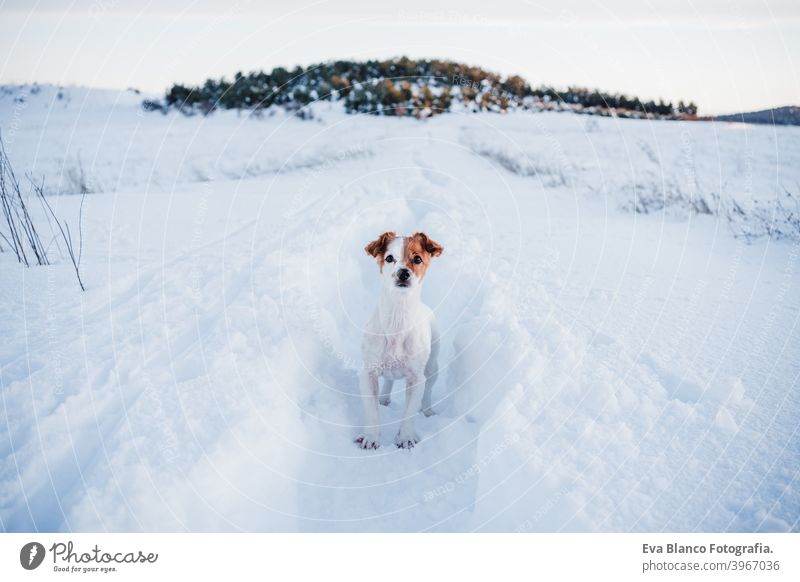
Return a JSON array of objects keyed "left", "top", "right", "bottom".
[
  {"left": 146, "top": 57, "right": 698, "bottom": 120},
  {"left": 711, "top": 106, "right": 800, "bottom": 126}
]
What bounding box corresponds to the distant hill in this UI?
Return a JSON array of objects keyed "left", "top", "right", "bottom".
[
  {"left": 713, "top": 106, "right": 800, "bottom": 126},
  {"left": 0, "top": 83, "right": 148, "bottom": 111},
  {"left": 149, "top": 57, "right": 698, "bottom": 121}
]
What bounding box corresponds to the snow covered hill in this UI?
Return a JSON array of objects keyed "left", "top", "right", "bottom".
[{"left": 1, "top": 85, "right": 798, "bottom": 532}]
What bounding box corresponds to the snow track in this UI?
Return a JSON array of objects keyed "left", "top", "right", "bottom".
[{"left": 1, "top": 89, "right": 798, "bottom": 531}]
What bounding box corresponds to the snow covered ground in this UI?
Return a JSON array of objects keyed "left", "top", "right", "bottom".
[{"left": 1, "top": 85, "right": 798, "bottom": 532}]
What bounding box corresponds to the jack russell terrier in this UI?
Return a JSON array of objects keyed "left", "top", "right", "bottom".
[{"left": 355, "top": 231, "right": 443, "bottom": 449}]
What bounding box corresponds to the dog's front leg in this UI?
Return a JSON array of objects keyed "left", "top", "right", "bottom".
[
  {"left": 396, "top": 370, "right": 425, "bottom": 448},
  {"left": 356, "top": 369, "right": 381, "bottom": 449},
  {"left": 379, "top": 378, "right": 394, "bottom": 406}
]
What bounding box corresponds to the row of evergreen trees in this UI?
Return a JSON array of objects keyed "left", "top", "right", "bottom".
[{"left": 154, "top": 57, "right": 697, "bottom": 119}]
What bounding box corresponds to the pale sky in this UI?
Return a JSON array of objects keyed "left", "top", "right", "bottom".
[{"left": 1, "top": 0, "right": 798, "bottom": 114}]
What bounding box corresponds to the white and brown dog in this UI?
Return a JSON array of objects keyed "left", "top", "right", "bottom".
[{"left": 356, "top": 231, "right": 443, "bottom": 449}]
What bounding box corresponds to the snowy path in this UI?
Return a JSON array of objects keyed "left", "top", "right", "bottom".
[{"left": 1, "top": 92, "right": 799, "bottom": 531}]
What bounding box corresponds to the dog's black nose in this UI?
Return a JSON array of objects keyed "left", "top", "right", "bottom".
[{"left": 397, "top": 268, "right": 410, "bottom": 281}]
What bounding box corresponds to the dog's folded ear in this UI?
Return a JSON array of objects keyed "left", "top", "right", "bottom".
[
  {"left": 365, "top": 231, "right": 396, "bottom": 257},
  {"left": 412, "top": 232, "right": 444, "bottom": 257}
]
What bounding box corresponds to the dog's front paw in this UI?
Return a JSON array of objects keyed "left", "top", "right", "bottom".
[
  {"left": 422, "top": 407, "right": 435, "bottom": 417},
  {"left": 395, "top": 431, "right": 419, "bottom": 449},
  {"left": 355, "top": 434, "right": 380, "bottom": 450},
  {"left": 379, "top": 395, "right": 391, "bottom": 406}
]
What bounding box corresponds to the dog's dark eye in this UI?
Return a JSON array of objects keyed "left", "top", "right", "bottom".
[
  {"left": 385, "top": 255, "right": 395, "bottom": 263},
  {"left": 413, "top": 255, "right": 423, "bottom": 264}
]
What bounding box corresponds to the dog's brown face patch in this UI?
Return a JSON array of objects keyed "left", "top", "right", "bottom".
[
  {"left": 404, "top": 232, "right": 443, "bottom": 280},
  {"left": 364, "top": 231, "right": 396, "bottom": 271}
]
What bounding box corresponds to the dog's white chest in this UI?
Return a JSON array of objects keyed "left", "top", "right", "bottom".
[
  {"left": 380, "top": 332, "right": 418, "bottom": 372},
  {"left": 385, "top": 335, "right": 406, "bottom": 362},
  {"left": 363, "top": 304, "right": 432, "bottom": 375}
]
